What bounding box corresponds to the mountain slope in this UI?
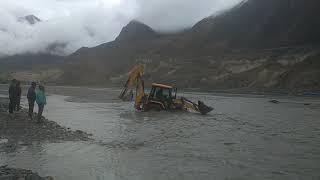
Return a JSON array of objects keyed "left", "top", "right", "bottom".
[
  {"left": 59, "top": 20, "right": 168, "bottom": 85},
  {"left": 0, "top": 53, "right": 65, "bottom": 83},
  {"left": 18, "top": 15, "right": 41, "bottom": 25},
  {"left": 59, "top": 0, "right": 320, "bottom": 92},
  {"left": 115, "top": 20, "right": 159, "bottom": 42},
  {"left": 179, "top": 0, "right": 320, "bottom": 56}
]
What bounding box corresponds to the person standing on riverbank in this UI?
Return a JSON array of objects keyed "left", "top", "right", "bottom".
[
  {"left": 8, "top": 79, "right": 17, "bottom": 116},
  {"left": 27, "top": 82, "right": 37, "bottom": 119},
  {"left": 36, "top": 85, "right": 47, "bottom": 123},
  {"left": 15, "top": 81, "right": 22, "bottom": 111}
]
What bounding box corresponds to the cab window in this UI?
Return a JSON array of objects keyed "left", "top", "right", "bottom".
[{"left": 153, "top": 87, "right": 172, "bottom": 100}]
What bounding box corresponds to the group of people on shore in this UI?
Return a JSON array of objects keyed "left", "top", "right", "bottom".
[{"left": 8, "top": 79, "right": 47, "bottom": 122}]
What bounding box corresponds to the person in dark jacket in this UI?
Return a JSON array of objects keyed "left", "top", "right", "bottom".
[
  {"left": 15, "top": 81, "right": 22, "bottom": 111},
  {"left": 27, "top": 82, "right": 37, "bottom": 119},
  {"left": 36, "top": 85, "right": 47, "bottom": 122},
  {"left": 8, "top": 79, "right": 17, "bottom": 115}
]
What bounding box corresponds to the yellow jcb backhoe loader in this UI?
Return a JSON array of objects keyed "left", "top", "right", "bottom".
[{"left": 119, "top": 64, "right": 213, "bottom": 115}]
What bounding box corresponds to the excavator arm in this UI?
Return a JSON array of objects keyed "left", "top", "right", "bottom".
[{"left": 119, "top": 64, "right": 146, "bottom": 109}]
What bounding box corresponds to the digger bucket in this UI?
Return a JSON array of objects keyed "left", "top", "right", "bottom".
[
  {"left": 197, "top": 101, "right": 213, "bottom": 115},
  {"left": 181, "top": 97, "right": 213, "bottom": 115}
]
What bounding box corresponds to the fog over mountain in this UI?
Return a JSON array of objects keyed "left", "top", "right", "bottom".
[{"left": 0, "top": 0, "right": 241, "bottom": 56}]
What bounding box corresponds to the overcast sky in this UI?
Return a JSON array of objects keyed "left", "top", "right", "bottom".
[{"left": 0, "top": 0, "right": 242, "bottom": 56}]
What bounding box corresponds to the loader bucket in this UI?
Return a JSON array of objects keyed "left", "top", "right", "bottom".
[{"left": 198, "top": 101, "right": 213, "bottom": 115}]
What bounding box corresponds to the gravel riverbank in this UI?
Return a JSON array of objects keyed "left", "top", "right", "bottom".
[
  {"left": 0, "top": 165, "right": 53, "bottom": 180},
  {"left": 0, "top": 97, "right": 93, "bottom": 179}
]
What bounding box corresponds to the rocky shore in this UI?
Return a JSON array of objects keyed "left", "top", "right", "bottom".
[
  {"left": 0, "top": 97, "right": 93, "bottom": 179},
  {"left": 0, "top": 97, "right": 92, "bottom": 145},
  {"left": 0, "top": 165, "right": 53, "bottom": 180}
]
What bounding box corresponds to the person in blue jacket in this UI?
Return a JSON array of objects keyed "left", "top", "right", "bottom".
[{"left": 36, "top": 85, "right": 47, "bottom": 122}]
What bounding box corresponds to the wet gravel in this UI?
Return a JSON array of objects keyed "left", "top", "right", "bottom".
[
  {"left": 0, "top": 98, "right": 92, "bottom": 144},
  {"left": 0, "top": 165, "right": 53, "bottom": 180},
  {"left": 0, "top": 97, "right": 94, "bottom": 179}
]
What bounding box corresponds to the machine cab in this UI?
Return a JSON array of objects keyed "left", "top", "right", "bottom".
[{"left": 148, "top": 83, "right": 177, "bottom": 102}]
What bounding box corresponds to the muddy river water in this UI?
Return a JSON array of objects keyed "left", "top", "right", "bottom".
[{"left": 1, "top": 85, "right": 320, "bottom": 180}]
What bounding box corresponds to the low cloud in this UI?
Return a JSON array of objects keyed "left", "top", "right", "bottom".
[{"left": 0, "top": 0, "right": 241, "bottom": 56}]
